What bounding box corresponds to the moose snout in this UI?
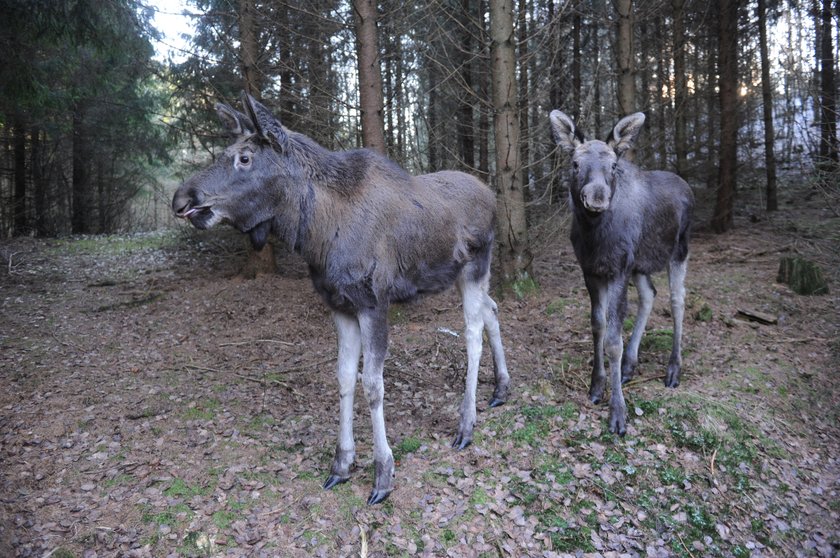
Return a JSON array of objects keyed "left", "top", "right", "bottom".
[
  {"left": 580, "top": 183, "right": 610, "bottom": 213},
  {"left": 172, "top": 187, "right": 199, "bottom": 218}
]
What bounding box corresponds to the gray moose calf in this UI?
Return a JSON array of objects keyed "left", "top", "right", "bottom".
[{"left": 549, "top": 110, "right": 694, "bottom": 435}]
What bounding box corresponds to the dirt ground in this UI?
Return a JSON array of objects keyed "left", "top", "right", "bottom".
[{"left": 1, "top": 187, "right": 838, "bottom": 558}]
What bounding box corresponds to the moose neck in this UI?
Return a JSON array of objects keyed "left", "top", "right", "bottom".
[{"left": 267, "top": 135, "right": 360, "bottom": 266}]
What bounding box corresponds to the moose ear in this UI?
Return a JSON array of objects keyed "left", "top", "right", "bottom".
[
  {"left": 215, "top": 103, "right": 255, "bottom": 136},
  {"left": 549, "top": 110, "right": 583, "bottom": 154},
  {"left": 241, "top": 93, "right": 288, "bottom": 150},
  {"left": 608, "top": 112, "right": 646, "bottom": 157}
]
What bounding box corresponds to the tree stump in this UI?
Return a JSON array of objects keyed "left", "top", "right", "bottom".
[{"left": 777, "top": 257, "right": 829, "bottom": 295}]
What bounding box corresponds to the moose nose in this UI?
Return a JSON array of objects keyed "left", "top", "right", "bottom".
[{"left": 172, "top": 188, "right": 196, "bottom": 217}]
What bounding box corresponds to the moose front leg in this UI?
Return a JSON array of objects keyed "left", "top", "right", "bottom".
[
  {"left": 584, "top": 276, "right": 608, "bottom": 405},
  {"left": 604, "top": 279, "right": 630, "bottom": 436},
  {"left": 358, "top": 309, "right": 394, "bottom": 505},
  {"left": 324, "top": 311, "right": 362, "bottom": 490}
]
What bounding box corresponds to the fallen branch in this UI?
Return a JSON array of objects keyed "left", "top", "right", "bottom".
[{"left": 219, "top": 339, "right": 295, "bottom": 348}]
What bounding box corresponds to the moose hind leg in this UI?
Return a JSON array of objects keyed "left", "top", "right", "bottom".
[
  {"left": 358, "top": 310, "right": 394, "bottom": 505},
  {"left": 452, "top": 274, "right": 486, "bottom": 450},
  {"left": 478, "top": 273, "right": 509, "bottom": 408},
  {"left": 324, "top": 311, "right": 361, "bottom": 490},
  {"left": 622, "top": 273, "right": 656, "bottom": 383},
  {"left": 665, "top": 258, "right": 688, "bottom": 388}
]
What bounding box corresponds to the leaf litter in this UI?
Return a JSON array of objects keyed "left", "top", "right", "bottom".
[{"left": 0, "top": 207, "right": 838, "bottom": 557}]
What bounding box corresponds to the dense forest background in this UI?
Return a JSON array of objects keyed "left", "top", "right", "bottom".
[{"left": 0, "top": 0, "right": 838, "bottom": 276}]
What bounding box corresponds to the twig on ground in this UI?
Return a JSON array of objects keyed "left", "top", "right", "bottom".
[
  {"left": 219, "top": 339, "right": 295, "bottom": 348},
  {"left": 676, "top": 531, "right": 697, "bottom": 558}
]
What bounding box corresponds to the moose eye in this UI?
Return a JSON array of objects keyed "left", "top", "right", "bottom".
[
  {"left": 239, "top": 154, "right": 251, "bottom": 165},
  {"left": 572, "top": 161, "right": 579, "bottom": 170}
]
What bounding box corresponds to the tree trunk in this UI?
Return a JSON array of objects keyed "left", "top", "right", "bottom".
[
  {"left": 572, "top": 7, "right": 582, "bottom": 121},
  {"left": 490, "top": 0, "right": 531, "bottom": 282},
  {"left": 757, "top": 0, "right": 778, "bottom": 210},
  {"left": 71, "top": 104, "right": 90, "bottom": 235},
  {"left": 353, "top": 0, "right": 387, "bottom": 155},
  {"left": 457, "top": 0, "right": 476, "bottom": 170},
  {"left": 817, "top": 0, "right": 838, "bottom": 167},
  {"left": 12, "top": 120, "right": 27, "bottom": 236},
  {"left": 712, "top": 0, "right": 738, "bottom": 233},
  {"left": 239, "top": 0, "right": 275, "bottom": 276},
  {"left": 672, "top": 0, "right": 688, "bottom": 176},
  {"left": 478, "top": 0, "right": 490, "bottom": 183},
  {"left": 615, "top": 0, "right": 635, "bottom": 117},
  {"left": 517, "top": 0, "right": 530, "bottom": 192},
  {"left": 239, "top": 0, "right": 261, "bottom": 98},
  {"left": 32, "top": 127, "right": 48, "bottom": 237}
]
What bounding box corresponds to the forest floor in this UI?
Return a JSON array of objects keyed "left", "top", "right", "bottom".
[{"left": 1, "top": 181, "right": 839, "bottom": 558}]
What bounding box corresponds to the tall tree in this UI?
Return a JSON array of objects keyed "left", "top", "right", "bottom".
[
  {"left": 238, "top": 0, "right": 275, "bottom": 277},
  {"left": 490, "top": 0, "right": 531, "bottom": 282},
  {"left": 239, "top": 0, "right": 262, "bottom": 99},
  {"left": 615, "top": 0, "right": 635, "bottom": 116},
  {"left": 354, "top": 0, "right": 387, "bottom": 154},
  {"left": 817, "top": 0, "right": 838, "bottom": 167},
  {"left": 672, "top": 0, "right": 688, "bottom": 176},
  {"left": 712, "top": 0, "right": 739, "bottom": 232},
  {"left": 757, "top": 0, "right": 778, "bottom": 210}
]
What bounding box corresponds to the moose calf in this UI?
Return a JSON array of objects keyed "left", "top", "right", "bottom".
[{"left": 549, "top": 110, "right": 694, "bottom": 436}]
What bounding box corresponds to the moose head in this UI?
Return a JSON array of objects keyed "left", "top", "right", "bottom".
[
  {"left": 172, "top": 94, "right": 291, "bottom": 249},
  {"left": 549, "top": 111, "right": 646, "bottom": 215}
]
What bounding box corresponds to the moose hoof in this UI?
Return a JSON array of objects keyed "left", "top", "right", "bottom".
[
  {"left": 488, "top": 396, "right": 507, "bottom": 409},
  {"left": 665, "top": 364, "right": 681, "bottom": 388},
  {"left": 367, "top": 488, "right": 392, "bottom": 505},
  {"left": 608, "top": 416, "right": 627, "bottom": 437},
  {"left": 323, "top": 474, "right": 350, "bottom": 490},
  {"left": 451, "top": 432, "right": 473, "bottom": 450}
]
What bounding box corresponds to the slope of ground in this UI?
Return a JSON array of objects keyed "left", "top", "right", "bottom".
[{"left": 1, "top": 193, "right": 838, "bottom": 558}]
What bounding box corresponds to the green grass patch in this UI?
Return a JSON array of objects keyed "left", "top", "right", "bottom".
[
  {"left": 181, "top": 398, "right": 221, "bottom": 421},
  {"left": 658, "top": 465, "right": 687, "bottom": 486},
  {"left": 212, "top": 510, "right": 238, "bottom": 530},
  {"left": 641, "top": 328, "right": 674, "bottom": 353},
  {"left": 164, "top": 478, "right": 210, "bottom": 499},
  {"left": 513, "top": 405, "right": 563, "bottom": 447},
  {"left": 51, "top": 231, "right": 177, "bottom": 256},
  {"left": 393, "top": 436, "right": 423, "bottom": 461},
  {"left": 509, "top": 272, "right": 539, "bottom": 300},
  {"left": 545, "top": 298, "right": 568, "bottom": 316}
]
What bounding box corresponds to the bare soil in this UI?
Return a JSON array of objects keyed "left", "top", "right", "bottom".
[{"left": 1, "top": 190, "right": 838, "bottom": 558}]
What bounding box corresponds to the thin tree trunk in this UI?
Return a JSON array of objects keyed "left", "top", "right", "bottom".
[
  {"left": 616, "top": 0, "right": 635, "bottom": 116},
  {"left": 12, "top": 120, "right": 26, "bottom": 236},
  {"left": 572, "top": 6, "right": 582, "bottom": 121},
  {"left": 457, "top": 0, "right": 476, "bottom": 170},
  {"left": 757, "top": 0, "right": 778, "bottom": 210},
  {"left": 518, "top": 0, "right": 530, "bottom": 192},
  {"left": 672, "top": 0, "right": 688, "bottom": 176},
  {"left": 71, "top": 104, "right": 90, "bottom": 234},
  {"left": 239, "top": 0, "right": 261, "bottom": 98},
  {"left": 353, "top": 0, "right": 387, "bottom": 154},
  {"left": 32, "top": 128, "right": 48, "bottom": 236},
  {"left": 239, "top": 0, "right": 275, "bottom": 276},
  {"left": 478, "top": 0, "right": 490, "bottom": 183},
  {"left": 490, "top": 0, "right": 531, "bottom": 282},
  {"left": 712, "top": 0, "right": 738, "bottom": 233},
  {"left": 594, "top": 23, "right": 602, "bottom": 132},
  {"left": 818, "top": 0, "right": 838, "bottom": 167}
]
